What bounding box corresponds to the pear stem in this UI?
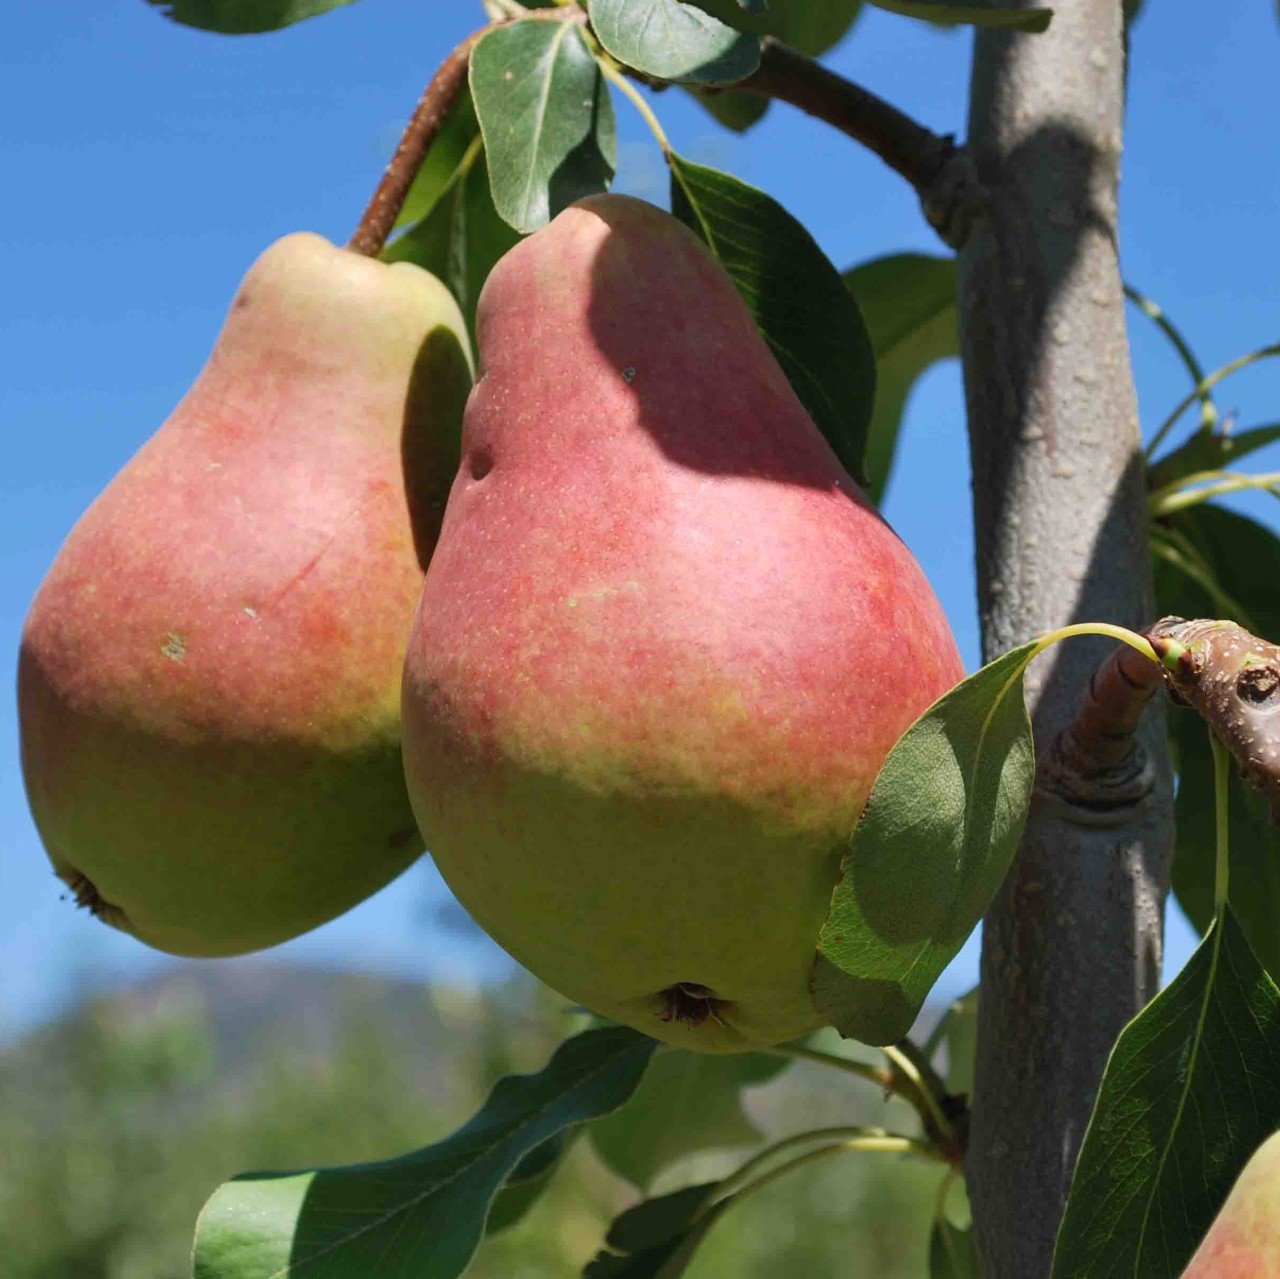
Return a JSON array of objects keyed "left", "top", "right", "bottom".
[{"left": 348, "top": 26, "right": 491, "bottom": 257}]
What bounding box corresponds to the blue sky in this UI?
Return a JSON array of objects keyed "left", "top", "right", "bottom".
[{"left": 3, "top": 0, "right": 1279, "bottom": 1039}]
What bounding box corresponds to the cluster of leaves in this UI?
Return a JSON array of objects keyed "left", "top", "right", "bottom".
[{"left": 140, "top": 1, "right": 1280, "bottom": 1277}]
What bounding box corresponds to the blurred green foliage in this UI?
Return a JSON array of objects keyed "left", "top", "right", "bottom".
[{"left": 0, "top": 968, "right": 946, "bottom": 1278}]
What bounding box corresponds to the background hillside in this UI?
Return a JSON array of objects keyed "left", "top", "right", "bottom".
[{"left": 0, "top": 967, "right": 949, "bottom": 1278}]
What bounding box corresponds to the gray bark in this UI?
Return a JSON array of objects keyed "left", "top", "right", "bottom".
[{"left": 957, "top": 3, "right": 1174, "bottom": 1274}]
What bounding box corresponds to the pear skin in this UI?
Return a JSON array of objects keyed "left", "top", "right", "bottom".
[
  {"left": 401, "top": 195, "right": 963, "bottom": 1052},
  {"left": 19, "top": 233, "right": 473, "bottom": 956},
  {"left": 1183, "top": 1130, "right": 1280, "bottom": 1276}
]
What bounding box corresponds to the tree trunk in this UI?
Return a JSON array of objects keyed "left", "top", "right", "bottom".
[{"left": 957, "top": 3, "right": 1174, "bottom": 1273}]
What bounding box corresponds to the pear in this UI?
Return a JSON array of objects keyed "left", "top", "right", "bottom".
[
  {"left": 1183, "top": 1130, "right": 1280, "bottom": 1276},
  {"left": 19, "top": 233, "right": 472, "bottom": 956},
  {"left": 400, "top": 195, "right": 963, "bottom": 1052}
]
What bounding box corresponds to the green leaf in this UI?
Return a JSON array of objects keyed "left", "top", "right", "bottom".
[
  {"left": 690, "top": 0, "right": 864, "bottom": 53},
  {"left": 1052, "top": 907, "right": 1280, "bottom": 1278},
  {"left": 1148, "top": 423, "right": 1280, "bottom": 492},
  {"left": 484, "top": 1133, "right": 570, "bottom": 1234},
  {"left": 471, "top": 20, "right": 617, "bottom": 234},
  {"left": 685, "top": 0, "right": 864, "bottom": 131},
  {"left": 1153, "top": 503, "right": 1280, "bottom": 648},
  {"left": 689, "top": 90, "right": 771, "bottom": 131},
  {"left": 924, "top": 986, "right": 978, "bottom": 1096},
  {"left": 813, "top": 643, "right": 1036, "bottom": 1045},
  {"left": 588, "top": 0, "right": 761, "bottom": 85},
  {"left": 588, "top": 1048, "right": 788, "bottom": 1191},
  {"left": 143, "top": 0, "right": 354, "bottom": 33},
  {"left": 844, "top": 253, "right": 957, "bottom": 504},
  {"left": 192, "top": 1027, "right": 655, "bottom": 1279},
  {"left": 584, "top": 1182, "right": 727, "bottom": 1278},
  {"left": 931, "top": 1216, "right": 981, "bottom": 1279},
  {"left": 867, "top": 0, "right": 1052, "bottom": 31},
  {"left": 383, "top": 146, "right": 522, "bottom": 338},
  {"left": 1170, "top": 715, "right": 1280, "bottom": 986},
  {"left": 391, "top": 92, "right": 481, "bottom": 234},
  {"left": 668, "top": 153, "right": 876, "bottom": 483}
]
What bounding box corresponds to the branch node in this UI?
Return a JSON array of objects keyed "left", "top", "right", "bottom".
[
  {"left": 1036, "top": 640, "right": 1163, "bottom": 824},
  {"left": 919, "top": 145, "right": 986, "bottom": 252},
  {"left": 1148, "top": 616, "right": 1280, "bottom": 823}
]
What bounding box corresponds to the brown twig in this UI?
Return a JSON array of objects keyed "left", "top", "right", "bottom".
[
  {"left": 347, "top": 6, "right": 589, "bottom": 258},
  {"left": 733, "top": 38, "right": 983, "bottom": 247},
  {"left": 1148, "top": 617, "right": 1280, "bottom": 823},
  {"left": 1039, "top": 639, "right": 1164, "bottom": 817},
  {"left": 1043, "top": 616, "right": 1280, "bottom": 825},
  {"left": 348, "top": 27, "right": 492, "bottom": 257}
]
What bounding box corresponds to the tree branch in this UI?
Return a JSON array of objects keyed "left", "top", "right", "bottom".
[
  {"left": 734, "top": 37, "right": 983, "bottom": 247},
  {"left": 957, "top": 3, "right": 1173, "bottom": 1272}
]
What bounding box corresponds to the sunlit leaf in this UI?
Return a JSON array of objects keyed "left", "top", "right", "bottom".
[
  {"left": 588, "top": 1048, "right": 787, "bottom": 1190},
  {"left": 814, "top": 644, "right": 1036, "bottom": 1045},
  {"left": 588, "top": 0, "right": 761, "bottom": 85},
  {"left": 471, "top": 20, "right": 616, "bottom": 233},
  {"left": 1148, "top": 423, "right": 1280, "bottom": 491},
  {"left": 844, "top": 253, "right": 957, "bottom": 504},
  {"left": 193, "top": 1028, "right": 655, "bottom": 1279},
  {"left": 144, "top": 0, "right": 355, "bottom": 33},
  {"left": 668, "top": 153, "right": 875, "bottom": 483},
  {"left": 1053, "top": 908, "right": 1280, "bottom": 1278},
  {"left": 685, "top": 0, "right": 864, "bottom": 129}
]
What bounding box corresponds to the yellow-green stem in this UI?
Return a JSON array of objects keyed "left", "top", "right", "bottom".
[
  {"left": 1149, "top": 469, "right": 1280, "bottom": 518},
  {"left": 701, "top": 1130, "right": 940, "bottom": 1223},
  {"left": 601, "top": 61, "right": 672, "bottom": 152},
  {"left": 1030, "top": 622, "right": 1158, "bottom": 666},
  {"left": 883, "top": 1043, "right": 954, "bottom": 1146},
  {"left": 1146, "top": 343, "right": 1280, "bottom": 460},
  {"left": 768, "top": 1042, "right": 892, "bottom": 1091}
]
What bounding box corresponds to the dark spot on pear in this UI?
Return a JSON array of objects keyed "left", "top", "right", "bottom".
[
  {"left": 658, "top": 982, "right": 730, "bottom": 1027},
  {"left": 62, "top": 869, "right": 106, "bottom": 917}
]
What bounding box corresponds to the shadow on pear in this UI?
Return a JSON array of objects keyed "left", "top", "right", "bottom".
[{"left": 401, "top": 195, "right": 963, "bottom": 1052}]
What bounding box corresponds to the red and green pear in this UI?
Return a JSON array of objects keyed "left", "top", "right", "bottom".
[
  {"left": 19, "top": 233, "right": 473, "bottom": 956},
  {"left": 1183, "top": 1130, "right": 1280, "bottom": 1276},
  {"left": 401, "top": 194, "right": 963, "bottom": 1052}
]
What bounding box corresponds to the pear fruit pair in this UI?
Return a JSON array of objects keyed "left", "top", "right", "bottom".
[
  {"left": 20, "top": 234, "right": 472, "bottom": 956},
  {"left": 401, "top": 194, "right": 963, "bottom": 1052}
]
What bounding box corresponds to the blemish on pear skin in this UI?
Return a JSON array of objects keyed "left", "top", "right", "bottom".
[
  {"left": 62, "top": 868, "right": 108, "bottom": 919},
  {"left": 621, "top": 366, "right": 637, "bottom": 384},
  {"left": 658, "top": 982, "right": 731, "bottom": 1028},
  {"left": 161, "top": 632, "right": 186, "bottom": 662}
]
